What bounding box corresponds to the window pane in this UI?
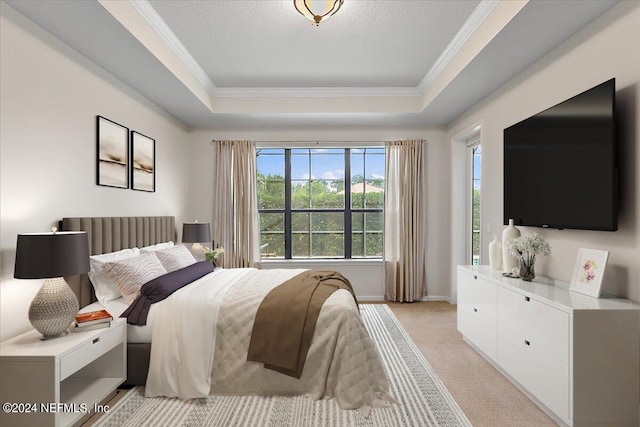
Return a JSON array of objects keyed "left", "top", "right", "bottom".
[
  {"left": 352, "top": 232, "right": 364, "bottom": 257},
  {"left": 352, "top": 212, "right": 363, "bottom": 232},
  {"left": 365, "top": 212, "right": 383, "bottom": 231},
  {"left": 291, "top": 150, "right": 310, "bottom": 180},
  {"left": 311, "top": 233, "right": 344, "bottom": 257},
  {"left": 365, "top": 232, "right": 383, "bottom": 257},
  {"left": 310, "top": 212, "right": 344, "bottom": 257},
  {"left": 292, "top": 212, "right": 310, "bottom": 232},
  {"left": 292, "top": 233, "right": 310, "bottom": 258},
  {"left": 365, "top": 152, "right": 385, "bottom": 181},
  {"left": 258, "top": 180, "right": 284, "bottom": 209},
  {"left": 311, "top": 153, "right": 344, "bottom": 180},
  {"left": 311, "top": 212, "right": 343, "bottom": 232},
  {"left": 257, "top": 150, "right": 284, "bottom": 179},
  {"left": 291, "top": 181, "right": 310, "bottom": 209},
  {"left": 260, "top": 233, "right": 284, "bottom": 258},
  {"left": 260, "top": 213, "right": 284, "bottom": 232},
  {"left": 311, "top": 180, "right": 344, "bottom": 209}
]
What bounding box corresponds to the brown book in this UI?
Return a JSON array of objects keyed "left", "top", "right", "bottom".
[{"left": 75, "top": 309, "right": 113, "bottom": 326}]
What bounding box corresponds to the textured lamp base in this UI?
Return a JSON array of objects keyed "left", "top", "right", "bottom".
[{"left": 28, "top": 277, "right": 79, "bottom": 339}]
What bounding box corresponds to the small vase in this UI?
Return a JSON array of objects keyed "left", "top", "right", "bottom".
[
  {"left": 488, "top": 235, "right": 502, "bottom": 270},
  {"left": 502, "top": 219, "right": 521, "bottom": 273},
  {"left": 519, "top": 258, "right": 535, "bottom": 281}
]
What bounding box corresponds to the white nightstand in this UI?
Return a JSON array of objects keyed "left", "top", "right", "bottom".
[{"left": 0, "top": 318, "right": 126, "bottom": 427}]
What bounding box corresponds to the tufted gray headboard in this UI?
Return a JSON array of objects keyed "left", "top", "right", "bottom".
[{"left": 61, "top": 216, "right": 176, "bottom": 307}]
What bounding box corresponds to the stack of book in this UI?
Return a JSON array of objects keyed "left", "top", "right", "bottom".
[{"left": 74, "top": 309, "right": 113, "bottom": 332}]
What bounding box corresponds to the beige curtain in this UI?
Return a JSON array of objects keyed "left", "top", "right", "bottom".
[
  {"left": 383, "top": 140, "right": 427, "bottom": 302},
  {"left": 213, "top": 140, "right": 261, "bottom": 268}
]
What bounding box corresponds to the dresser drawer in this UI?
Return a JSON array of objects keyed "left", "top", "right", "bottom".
[
  {"left": 458, "top": 307, "right": 497, "bottom": 360},
  {"left": 60, "top": 325, "right": 124, "bottom": 381},
  {"left": 499, "top": 332, "right": 569, "bottom": 420},
  {"left": 458, "top": 270, "right": 497, "bottom": 325},
  {"left": 498, "top": 286, "right": 569, "bottom": 363}
]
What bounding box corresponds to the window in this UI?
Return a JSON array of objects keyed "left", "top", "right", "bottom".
[
  {"left": 469, "top": 142, "right": 481, "bottom": 266},
  {"left": 257, "top": 147, "right": 384, "bottom": 259}
]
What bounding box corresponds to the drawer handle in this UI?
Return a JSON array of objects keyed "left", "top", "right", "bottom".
[
  {"left": 473, "top": 308, "right": 478, "bottom": 313},
  {"left": 525, "top": 340, "right": 530, "bottom": 346},
  {"left": 525, "top": 296, "right": 530, "bottom": 302},
  {"left": 93, "top": 337, "right": 100, "bottom": 344}
]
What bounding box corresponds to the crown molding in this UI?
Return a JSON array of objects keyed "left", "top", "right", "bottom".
[
  {"left": 417, "top": 0, "right": 499, "bottom": 94},
  {"left": 214, "top": 86, "right": 421, "bottom": 98},
  {"left": 128, "top": 0, "right": 217, "bottom": 96}
]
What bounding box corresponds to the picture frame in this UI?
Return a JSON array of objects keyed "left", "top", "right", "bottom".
[
  {"left": 569, "top": 248, "right": 609, "bottom": 298},
  {"left": 130, "top": 131, "right": 155, "bottom": 192},
  {"left": 96, "top": 116, "right": 129, "bottom": 188}
]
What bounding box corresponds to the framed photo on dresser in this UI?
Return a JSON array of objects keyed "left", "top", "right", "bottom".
[
  {"left": 96, "top": 116, "right": 129, "bottom": 188},
  {"left": 130, "top": 131, "right": 155, "bottom": 192},
  {"left": 570, "top": 248, "right": 609, "bottom": 298}
]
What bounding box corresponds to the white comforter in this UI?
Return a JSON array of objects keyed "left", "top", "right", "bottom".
[{"left": 145, "top": 268, "right": 395, "bottom": 412}]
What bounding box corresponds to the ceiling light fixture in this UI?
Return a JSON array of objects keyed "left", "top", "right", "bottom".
[{"left": 294, "top": 0, "right": 344, "bottom": 26}]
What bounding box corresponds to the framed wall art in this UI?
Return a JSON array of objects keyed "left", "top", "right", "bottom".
[
  {"left": 569, "top": 248, "right": 609, "bottom": 298},
  {"left": 96, "top": 116, "right": 129, "bottom": 188},
  {"left": 131, "top": 131, "right": 155, "bottom": 192}
]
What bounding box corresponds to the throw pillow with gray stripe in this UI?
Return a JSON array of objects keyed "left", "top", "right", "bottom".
[
  {"left": 104, "top": 252, "right": 167, "bottom": 304},
  {"left": 154, "top": 245, "right": 197, "bottom": 272}
]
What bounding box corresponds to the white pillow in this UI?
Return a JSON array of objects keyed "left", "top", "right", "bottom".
[
  {"left": 154, "top": 245, "right": 197, "bottom": 272},
  {"left": 88, "top": 248, "right": 140, "bottom": 305},
  {"left": 103, "top": 252, "right": 167, "bottom": 304},
  {"left": 139, "top": 241, "right": 174, "bottom": 253}
]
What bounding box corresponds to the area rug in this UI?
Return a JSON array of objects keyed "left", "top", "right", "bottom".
[{"left": 94, "top": 304, "right": 471, "bottom": 426}]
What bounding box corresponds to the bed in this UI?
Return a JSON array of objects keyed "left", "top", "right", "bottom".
[{"left": 61, "top": 216, "right": 394, "bottom": 411}]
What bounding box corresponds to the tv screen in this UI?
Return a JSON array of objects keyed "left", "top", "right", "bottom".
[{"left": 504, "top": 78, "right": 617, "bottom": 231}]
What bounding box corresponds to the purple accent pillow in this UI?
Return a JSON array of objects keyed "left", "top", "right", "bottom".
[{"left": 121, "top": 261, "right": 214, "bottom": 325}]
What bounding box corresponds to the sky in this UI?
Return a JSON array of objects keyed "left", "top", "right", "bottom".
[{"left": 257, "top": 148, "right": 385, "bottom": 181}]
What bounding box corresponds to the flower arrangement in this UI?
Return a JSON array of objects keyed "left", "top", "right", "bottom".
[
  {"left": 203, "top": 246, "right": 224, "bottom": 266},
  {"left": 582, "top": 259, "right": 597, "bottom": 282},
  {"left": 506, "top": 233, "right": 551, "bottom": 281}
]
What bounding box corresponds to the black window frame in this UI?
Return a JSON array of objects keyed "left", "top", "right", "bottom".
[{"left": 257, "top": 147, "right": 384, "bottom": 259}]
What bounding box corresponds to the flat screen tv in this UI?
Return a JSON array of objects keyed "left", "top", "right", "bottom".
[{"left": 504, "top": 78, "right": 617, "bottom": 231}]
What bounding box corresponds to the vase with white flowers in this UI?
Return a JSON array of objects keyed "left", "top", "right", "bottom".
[
  {"left": 203, "top": 246, "right": 225, "bottom": 268},
  {"left": 505, "top": 233, "right": 551, "bottom": 281}
]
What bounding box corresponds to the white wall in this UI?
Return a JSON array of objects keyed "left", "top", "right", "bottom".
[
  {"left": 0, "top": 4, "right": 191, "bottom": 341},
  {"left": 447, "top": 2, "right": 640, "bottom": 303},
  {"left": 187, "top": 128, "right": 451, "bottom": 301}
]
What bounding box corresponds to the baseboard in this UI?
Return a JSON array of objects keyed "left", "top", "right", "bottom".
[{"left": 419, "top": 295, "right": 451, "bottom": 303}]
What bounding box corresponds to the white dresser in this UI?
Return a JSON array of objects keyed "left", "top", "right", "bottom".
[{"left": 457, "top": 265, "right": 639, "bottom": 426}]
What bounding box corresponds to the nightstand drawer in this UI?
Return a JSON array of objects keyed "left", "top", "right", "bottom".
[{"left": 60, "top": 325, "right": 124, "bottom": 380}]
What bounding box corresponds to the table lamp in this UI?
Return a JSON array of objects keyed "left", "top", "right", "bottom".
[
  {"left": 14, "top": 228, "right": 90, "bottom": 339},
  {"left": 182, "top": 221, "right": 211, "bottom": 260}
]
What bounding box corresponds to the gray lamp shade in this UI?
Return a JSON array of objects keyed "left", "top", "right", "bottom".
[
  {"left": 182, "top": 222, "right": 211, "bottom": 243},
  {"left": 14, "top": 231, "right": 90, "bottom": 279}
]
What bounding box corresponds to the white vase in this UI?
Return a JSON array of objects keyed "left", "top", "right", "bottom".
[
  {"left": 502, "top": 219, "right": 521, "bottom": 273},
  {"left": 488, "top": 235, "right": 502, "bottom": 270}
]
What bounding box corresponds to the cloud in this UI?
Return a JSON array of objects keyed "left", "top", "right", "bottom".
[
  {"left": 371, "top": 173, "right": 384, "bottom": 180},
  {"left": 322, "top": 169, "right": 345, "bottom": 180}
]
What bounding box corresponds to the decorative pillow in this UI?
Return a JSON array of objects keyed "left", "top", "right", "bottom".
[
  {"left": 139, "top": 241, "right": 174, "bottom": 253},
  {"left": 154, "top": 245, "right": 197, "bottom": 273},
  {"left": 88, "top": 248, "right": 140, "bottom": 305},
  {"left": 103, "top": 252, "right": 167, "bottom": 304}
]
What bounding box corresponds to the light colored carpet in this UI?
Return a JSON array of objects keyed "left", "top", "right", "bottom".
[
  {"left": 387, "top": 302, "right": 556, "bottom": 427},
  {"left": 92, "top": 305, "right": 471, "bottom": 427}
]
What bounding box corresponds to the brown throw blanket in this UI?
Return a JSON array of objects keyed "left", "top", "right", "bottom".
[{"left": 247, "top": 270, "right": 358, "bottom": 379}]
